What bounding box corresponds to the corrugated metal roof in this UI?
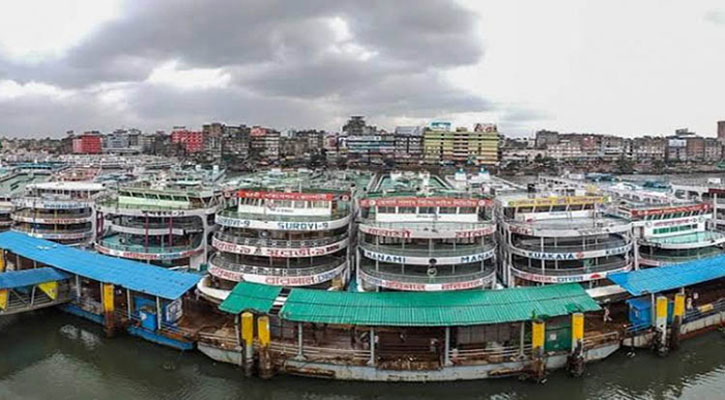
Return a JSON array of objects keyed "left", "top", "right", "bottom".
[
  {"left": 276, "top": 283, "right": 599, "bottom": 327},
  {"left": 219, "top": 282, "right": 282, "bottom": 314},
  {"left": 0, "top": 232, "right": 200, "bottom": 300},
  {"left": 608, "top": 254, "right": 725, "bottom": 296},
  {"left": 0, "top": 267, "right": 70, "bottom": 290}
]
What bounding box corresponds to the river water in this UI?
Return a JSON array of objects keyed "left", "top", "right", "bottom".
[{"left": 2, "top": 311, "right": 725, "bottom": 400}]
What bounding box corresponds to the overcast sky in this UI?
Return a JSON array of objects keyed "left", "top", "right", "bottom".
[{"left": 0, "top": 0, "right": 723, "bottom": 138}]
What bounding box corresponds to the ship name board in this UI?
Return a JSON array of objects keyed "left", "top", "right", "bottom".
[
  {"left": 631, "top": 203, "right": 710, "bottom": 218},
  {"left": 360, "top": 271, "right": 490, "bottom": 291},
  {"left": 507, "top": 196, "right": 605, "bottom": 208},
  {"left": 237, "top": 190, "right": 335, "bottom": 201},
  {"left": 360, "top": 197, "right": 491, "bottom": 208},
  {"left": 207, "top": 262, "right": 345, "bottom": 286},
  {"left": 96, "top": 246, "right": 201, "bottom": 260},
  {"left": 359, "top": 225, "right": 495, "bottom": 239},
  {"left": 212, "top": 236, "right": 346, "bottom": 257},
  {"left": 512, "top": 265, "right": 631, "bottom": 283}
]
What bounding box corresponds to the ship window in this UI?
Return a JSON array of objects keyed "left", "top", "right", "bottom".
[
  {"left": 582, "top": 204, "right": 594, "bottom": 210},
  {"left": 518, "top": 206, "right": 533, "bottom": 213},
  {"left": 439, "top": 207, "right": 456, "bottom": 214},
  {"left": 459, "top": 207, "right": 475, "bottom": 214},
  {"left": 159, "top": 195, "right": 172, "bottom": 200},
  {"left": 551, "top": 205, "right": 567, "bottom": 212},
  {"left": 399, "top": 207, "right": 416, "bottom": 214},
  {"left": 312, "top": 200, "right": 329, "bottom": 208},
  {"left": 569, "top": 204, "right": 583, "bottom": 211},
  {"left": 378, "top": 206, "right": 395, "bottom": 213},
  {"left": 419, "top": 207, "right": 435, "bottom": 214},
  {"left": 293, "top": 201, "right": 306, "bottom": 208}
]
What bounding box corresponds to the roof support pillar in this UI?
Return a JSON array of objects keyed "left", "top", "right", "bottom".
[
  {"left": 444, "top": 326, "right": 452, "bottom": 366},
  {"left": 295, "top": 322, "right": 304, "bottom": 360},
  {"left": 75, "top": 275, "right": 81, "bottom": 298},
  {"left": 126, "top": 288, "right": 132, "bottom": 318},
  {"left": 367, "top": 327, "right": 376, "bottom": 366},
  {"left": 156, "top": 296, "right": 162, "bottom": 332}
]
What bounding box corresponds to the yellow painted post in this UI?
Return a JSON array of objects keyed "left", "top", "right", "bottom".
[
  {"left": 654, "top": 295, "right": 668, "bottom": 355},
  {"left": 257, "top": 316, "right": 273, "bottom": 379},
  {"left": 258, "top": 316, "right": 270, "bottom": 347},
  {"left": 0, "top": 289, "right": 8, "bottom": 311},
  {"left": 102, "top": 283, "right": 115, "bottom": 337},
  {"left": 671, "top": 293, "right": 686, "bottom": 351},
  {"left": 0, "top": 249, "right": 5, "bottom": 273},
  {"left": 532, "top": 320, "right": 545, "bottom": 352},
  {"left": 241, "top": 312, "right": 254, "bottom": 376},
  {"left": 571, "top": 313, "right": 584, "bottom": 351},
  {"left": 531, "top": 319, "right": 546, "bottom": 381}
]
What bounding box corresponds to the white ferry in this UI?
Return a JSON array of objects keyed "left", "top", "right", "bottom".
[
  {"left": 357, "top": 171, "right": 497, "bottom": 291},
  {"left": 11, "top": 181, "right": 105, "bottom": 246}
]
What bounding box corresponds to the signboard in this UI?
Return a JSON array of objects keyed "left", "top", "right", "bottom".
[
  {"left": 237, "top": 190, "right": 334, "bottom": 201},
  {"left": 359, "top": 224, "right": 495, "bottom": 239},
  {"left": 360, "top": 197, "right": 491, "bottom": 208},
  {"left": 13, "top": 198, "right": 91, "bottom": 209},
  {"left": 207, "top": 261, "right": 346, "bottom": 286},
  {"left": 362, "top": 247, "right": 495, "bottom": 266},
  {"left": 360, "top": 270, "right": 494, "bottom": 291},
  {"left": 430, "top": 121, "right": 451, "bottom": 131},
  {"left": 212, "top": 236, "right": 347, "bottom": 258},
  {"left": 215, "top": 214, "right": 349, "bottom": 231},
  {"left": 165, "top": 298, "right": 183, "bottom": 323},
  {"left": 507, "top": 196, "right": 605, "bottom": 208},
  {"left": 12, "top": 216, "right": 91, "bottom": 224},
  {"left": 631, "top": 203, "right": 710, "bottom": 218},
  {"left": 509, "top": 243, "right": 632, "bottom": 260},
  {"left": 511, "top": 265, "right": 631, "bottom": 283},
  {"left": 96, "top": 245, "right": 202, "bottom": 260}
]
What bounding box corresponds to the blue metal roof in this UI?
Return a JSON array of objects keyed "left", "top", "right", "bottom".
[
  {"left": 609, "top": 254, "right": 725, "bottom": 296},
  {"left": 0, "top": 232, "right": 200, "bottom": 300},
  {"left": 0, "top": 267, "right": 71, "bottom": 290}
]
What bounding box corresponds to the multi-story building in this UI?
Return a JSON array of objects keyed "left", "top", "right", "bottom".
[
  {"left": 546, "top": 139, "right": 581, "bottom": 161},
  {"left": 631, "top": 136, "right": 666, "bottom": 161},
  {"left": 666, "top": 138, "right": 687, "bottom": 162},
  {"left": 498, "top": 194, "right": 634, "bottom": 287},
  {"left": 424, "top": 123, "right": 500, "bottom": 166},
  {"left": 249, "top": 126, "right": 280, "bottom": 160},
  {"left": 393, "top": 126, "right": 424, "bottom": 166},
  {"left": 12, "top": 181, "right": 105, "bottom": 246},
  {"left": 686, "top": 136, "right": 705, "bottom": 161},
  {"left": 535, "top": 130, "right": 559, "bottom": 148},
  {"left": 170, "top": 127, "right": 204, "bottom": 154},
  {"left": 718, "top": 121, "right": 725, "bottom": 144},
  {"left": 704, "top": 138, "right": 722, "bottom": 162},
  {"left": 95, "top": 184, "right": 222, "bottom": 269},
  {"left": 357, "top": 171, "right": 497, "bottom": 292},
  {"left": 72, "top": 132, "right": 103, "bottom": 154},
  {"left": 202, "top": 122, "right": 225, "bottom": 159}
]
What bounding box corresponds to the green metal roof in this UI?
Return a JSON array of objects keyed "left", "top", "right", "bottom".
[
  {"left": 276, "top": 283, "right": 599, "bottom": 327},
  {"left": 219, "top": 282, "right": 282, "bottom": 314}
]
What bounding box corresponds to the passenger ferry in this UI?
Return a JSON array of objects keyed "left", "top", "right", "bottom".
[
  {"left": 497, "top": 193, "right": 634, "bottom": 287},
  {"left": 199, "top": 169, "right": 370, "bottom": 302},
  {"left": 357, "top": 171, "right": 497, "bottom": 291},
  {"left": 95, "top": 184, "right": 222, "bottom": 269},
  {"left": 11, "top": 181, "right": 105, "bottom": 246},
  {"left": 608, "top": 201, "right": 725, "bottom": 267}
]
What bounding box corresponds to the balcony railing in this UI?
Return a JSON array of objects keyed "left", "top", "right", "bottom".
[
  {"left": 209, "top": 254, "right": 345, "bottom": 277},
  {"left": 640, "top": 248, "right": 724, "bottom": 263},
  {"left": 359, "top": 241, "right": 495, "bottom": 258},
  {"left": 360, "top": 262, "right": 495, "bottom": 284},
  {"left": 512, "top": 258, "right": 630, "bottom": 276},
  {"left": 217, "top": 207, "right": 351, "bottom": 223},
  {"left": 513, "top": 237, "right": 629, "bottom": 253},
  {"left": 96, "top": 235, "right": 202, "bottom": 254},
  {"left": 214, "top": 231, "right": 347, "bottom": 248}
]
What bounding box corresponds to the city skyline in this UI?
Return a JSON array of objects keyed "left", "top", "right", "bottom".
[{"left": 0, "top": 1, "right": 724, "bottom": 137}]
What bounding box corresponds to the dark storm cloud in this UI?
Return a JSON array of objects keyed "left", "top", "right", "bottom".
[{"left": 0, "top": 0, "right": 490, "bottom": 136}]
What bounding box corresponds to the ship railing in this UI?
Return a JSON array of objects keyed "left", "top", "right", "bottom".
[
  {"left": 12, "top": 225, "right": 92, "bottom": 234},
  {"left": 359, "top": 241, "right": 496, "bottom": 258},
  {"left": 210, "top": 254, "right": 345, "bottom": 277},
  {"left": 97, "top": 236, "right": 203, "bottom": 254},
  {"left": 217, "top": 208, "right": 351, "bottom": 223},
  {"left": 197, "top": 331, "right": 240, "bottom": 348},
  {"left": 360, "top": 263, "right": 495, "bottom": 284},
  {"left": 640, "top": 250, "right": 724, "bottom": 263},
  {"left": 451, "top": 343, "right": 532, "bottom": 362},
  {"left": 624, "top": 322, "right": 652, "bottom": 335},
  {"left": 582, "top": 331, "right": 620, "bottom": 350},
  {"left": 359, "top": 221, "right": 494, "bottom": 231},
  {"left": 512, "top": 238, "right": 629, "bottom": 253},
  {"left": 683, "top": 298, "right": 725, "bottom": 323},
  {"left": 214, "top": 231, "right": 348, "bottom": 248},
  {"left": 113, "top": 219, "right": 204, "bottom": 230},
  {"left": 266, "top": 341, "right": 371, "bottom": 361},
  {"left": 511, "top": 259, "right": 631, "bottom": 276}
]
